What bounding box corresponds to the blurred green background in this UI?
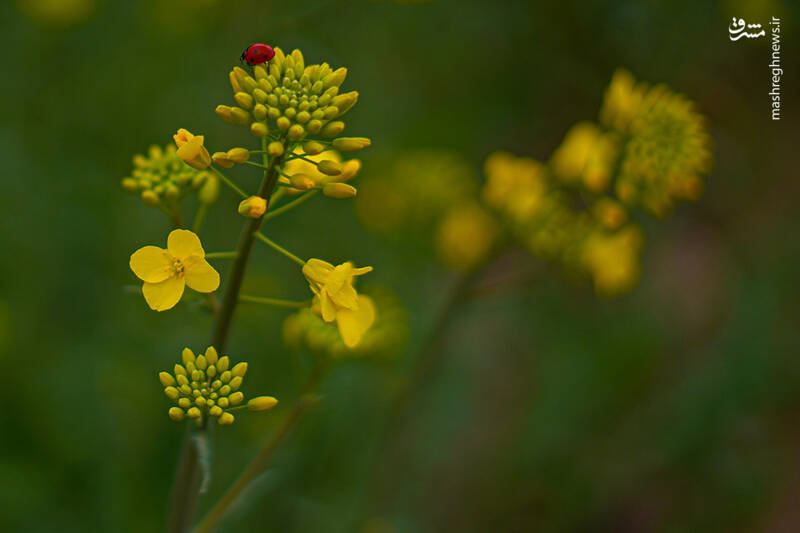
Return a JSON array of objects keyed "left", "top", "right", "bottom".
[{"left": 2, "top": 0, "right": 799, "bottom": 531}]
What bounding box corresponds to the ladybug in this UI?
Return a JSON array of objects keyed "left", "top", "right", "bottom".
[{"left": 240, "top": 43, "right": 275, "bottom": 68}]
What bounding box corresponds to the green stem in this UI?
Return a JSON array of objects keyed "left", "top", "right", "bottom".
[
  {"left": 168, "top": 138, "right": 285, "bottom": 533},
  {"left": 239, "top": 294, "right": 310, "bottom": 309},
  {"left": 192, "top": 204, "right": 208, "bottom": 233},
  {"left": 263, "top": 190, "right": 318, "bottom": 221},
  {"left": 209, "top": 165, "right": 248, "bottom": 199},
  {"left": 254, "top": 231, "right": 306, "bottom": 266},
  {"left": 191, "top": 376, "right": 322, "bottom": 533},
  {"left": 243, "top": 160, "right": 268, "bottom": 170},
  {"left": 204, "top": 251, "right": 238, "bottom": 260}
]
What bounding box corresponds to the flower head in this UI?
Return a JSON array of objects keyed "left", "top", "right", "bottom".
[
  {"left": 173, "top": 128, "right": 211, "bottom": 170},
  {"left": 121, "top": 144, "right": 212, "bottom": 208},
  {"left": 283, "top": 286, "right": 406, "bottom": 358},
  {"left": 302, "top": 259, "right": 375, "bottom": 348},
  {"left": 159, "top": 346, "right": 278, "bottom": 426},
  {"left": 130, "top": 229, "right": 220, "bottom": 311},
  {"left": 600, "top": 70, "right": 712, "bottom": 216},
  {"left": 216, "top": 48, "right": 359, "bottom": 142}
]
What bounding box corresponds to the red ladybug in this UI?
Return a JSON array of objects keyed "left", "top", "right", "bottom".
[{"left": 240, "top": 43, "right": 275, "bottom": 67}]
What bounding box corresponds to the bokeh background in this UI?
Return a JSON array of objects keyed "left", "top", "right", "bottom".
[{"left": 2, "top": 0, "right": 799, "bottom": 531}]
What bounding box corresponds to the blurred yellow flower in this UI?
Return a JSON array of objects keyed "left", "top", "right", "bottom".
[
  {"left": 482, "top": 151, "right": 548, "bottom": 223},
  {"left": 130, "top": 229, "right": 220, "bottom": 311},
  {"left": 435, "top": 202, "right": 498, "bottom": 271},
  {"left": 582, "top": 226, "right": 643, "bottom": 296},
  {"left": 302, "top": 259, "right": 375, "bottom": 347},
  {"left": 173, "top": 128, "right": 211, "bottom": 170},
  {"left": 550, "top": 122, "right": 618, "bottom": 192}
]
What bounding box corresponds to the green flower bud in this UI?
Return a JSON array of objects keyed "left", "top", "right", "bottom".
[
  {"left": 317, "top": 160, "right": 342, "bottom": 176},
  {"left": 218, "top": 413, "right": 234, "bottom": 426},
  {"left": 323, "top": 182, "right": 357, "bottom": 199},
  {"left": 168, "top": 407, "right": 185, "bottom": 421},
  {"left": 159, "top": 372, "right": 176, "bottom": 387},
  {"left": 321, "top": 121, "right": 345, "bottom": 138},
  {"left": 248, "top": 396, "right": 278, "bottom": 411},
  {"left": 141, "top": 190, "right": 160, "bottom": 207},
  {"left": 250, "top": 122, "right": 269, "bottom": 138},
  {"left": 187, "top": 407, "right": 202, "bottom": 419},
  {"left": 217, "top": 356, "right": 230, "bottom": 372},
  {"left": 332, "top": 137, "right": 371, "bottom": 153},
  {"left": 229, "top": 391, "right": 244, "bottom": 406},
  {"left": 302, "top": 141, "right": 327, "bottom": 155},
  {"left": 164, "top": 387, "right": 179, "bottom": 400}
]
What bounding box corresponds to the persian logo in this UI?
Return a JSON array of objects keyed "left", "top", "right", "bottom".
[
  {"left": 728, "top": 17, "right": 766, "bottom": 40},
  {"left": 728, "top": 16, "right": 782, "bottom": 120}
]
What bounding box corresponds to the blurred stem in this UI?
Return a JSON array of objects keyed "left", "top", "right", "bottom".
[
  {"left": 192, "top": 204, "right": 208, "bottom": 233},
  {"left": 363, "top": 245, "right": 507, "bottom": 517},
  {"left": 209, "top": 165, "right": 248, "bottom": 199},
  {"left": 191, "top": 372, "right": 324, "bottom": 533},
  {"left": 263, "top": 190, "right": 317, "bottom": 221},
  {"left": 239, "top": 294, "right": 310, "bottom": 309},
  {"left": 254, "top": 231, "right": 306, "bottom": 266},
  {"left": 167, "top": 137, "right": 285, "bottom": 533}
]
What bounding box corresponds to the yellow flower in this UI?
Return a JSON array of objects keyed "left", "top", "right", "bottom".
[
  {"left": 435, "top": 202, "right": 498, "bottom": 271},
  {"left": 173, "top": 128, "right": 211, "bottom": 170},
  {"left": 482, "top": 151, "right": 548, "bottom": 224},
  {"left": 130, "top": 229, "right": 220, "bottom": 311},
  {"left": 582, "top": 226, "right": 643, "bottom": 296},
  {"left": 302, "top": 259, "right": 375, "bottom": 348}
]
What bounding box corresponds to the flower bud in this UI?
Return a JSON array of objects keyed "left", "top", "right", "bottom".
[
  {"left": 332, "top": 137, "right": 371, "bottom": 153},
  {"left": 227, "top": 147, "right": 250, "bottom": 164},
  {"left": 212, "top": 152, "right": 234, "bottom": 168},
  {"left": 250, "top": 122, "right": 269, "bottom": 138},
  {"left": 168, "top": 407, "right": 185, "bottom": 421},
  {"left": 268, "top": 141, "right": 284, "bottom": 157},
  {"left": 317, "top": 160, "right": 342, "bottom": 176},
  {"left": 302, "top": 141, "right": 327, "bottom": 155},
  {"left": 321, "top": 121, "right": 345, "bottom": 138},
  {"left": 323, "top": 182, "right": 357, "bottom": 199},
  {"left": 288, "top": 124, "right": 306, "bottom": 141},
  {"left": 218, "top": 412, "right": 234, "bottom": 426},
  {"left": 229, "top": 391, "right": 244, "bottom": 405},
  {"left": 289, "top": 174, "right": 314, "bottom": 191},
  {"left": 205, "top": 346, "right": 218, "bottom": 365},
  {"left": 159, "top": 372, "right": 176, "bottom": 387},
  {"left": 141, "top": 190, "right": 160, "bottom": 207},
  {"left": 248, "top": 396, "right": 279, "bottom": 411},
  {"left": 238, "top": 196, "right": 268, "bottom": 218},
  {"left": 121, "top": 178, "right": 138, "bottom": 193}
]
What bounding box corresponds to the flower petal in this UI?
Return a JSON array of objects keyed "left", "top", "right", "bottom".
[
  {"left": 336, "top": 294, "right": 376, "bottom": 348},
  {"left": 319, "top": 291, "right": 337, "bottom": 322},
  {"left": 183, "top": 255, "right": 220, "bottom": 293},
  {"left": 167, "top": 229, "right": 204, "bottom": 260},
  {"left": 328, "top": 282, "right": 359, "bottom": 310},
  {"left": 302, "top": 258, "right": 334, "bottom": 285},
  {"left": 351, "top": 266, "right": 373, "bottom": 276},
  {"left": 326, "top": 262, "right": 352, "bottom": 295},
  {"left": 130, "top": 246, "right": 173, "bottom": 283},
  {"left": 142, "top": 276, "right": 185, "bottom": 312}
]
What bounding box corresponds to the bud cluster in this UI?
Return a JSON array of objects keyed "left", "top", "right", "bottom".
[
  {"left": 159, "top": 346, "right": 277, "bottom": 426},
  {"left": 121, "top": 144, "right": 217, "bottom": 208}
]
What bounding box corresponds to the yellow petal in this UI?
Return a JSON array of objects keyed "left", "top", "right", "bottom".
[
  {"left": 337, "top": 295, "right": 376, "bottom": 348},
  {"left": 130, "top": 246, "right": 173, "bottom": 283},
  {"left": 319, "top": 291, "right": 337, "bottom": 322},
  {"left": 142, "top": 276, "right": 185, "bottom": 311},
  {"left": 302, "top": 258, "right": 334, "bottom": 285},
  {"left": 351, "top": 266, "right": 373, "bottom": 276},
  {"left": 328, "top": 282, "right": 359, "bottom": 310},
  {"left": 326, "top": 262, "right": 352, "bottom": 295},
  {"left": 176, "top": 140, "right": 201, "bottom": 160},
  {"left": 183, "top": 255, "right": 220, "bottom": 293},
  {"left": 167, "top": 229, "right": 204, "bottom": 260}
]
